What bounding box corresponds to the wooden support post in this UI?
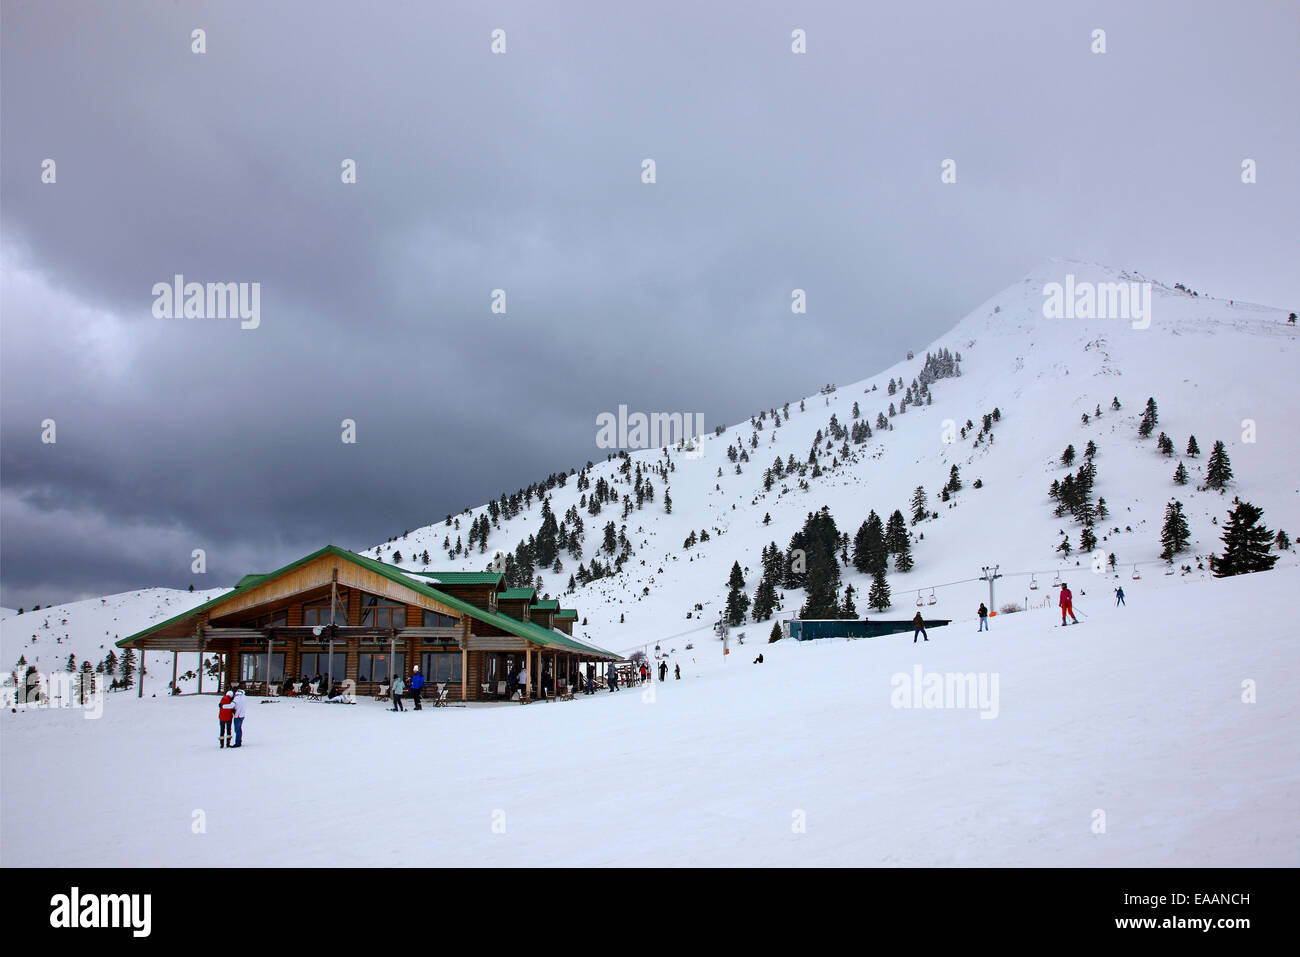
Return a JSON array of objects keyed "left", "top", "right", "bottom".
[
  {"left": 138, "top": 647, "right": 144, "bottom": 697},
  {"left": 172, "top": 652, "right": 178, "bottom": 696},
  {"left": 525, "top": 648, "right": 531, "bottom": 700},
  {"left": 461, "top": 646, "right": 467, "bottom": 702}
]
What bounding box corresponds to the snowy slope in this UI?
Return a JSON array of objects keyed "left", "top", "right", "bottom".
[
  {"left": 0, "top": 588, "right": 228, "bottom": 693},
  {"left": 3, "top": 564, "right": 1295, "bottom": 866},
  {"left": 365, "top": 260, "right": 1300, "bottom": 657}
]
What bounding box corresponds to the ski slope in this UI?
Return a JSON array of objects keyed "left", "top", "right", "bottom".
[{"left": 3, "top": 565, "right": 1295, "bottom": 866}]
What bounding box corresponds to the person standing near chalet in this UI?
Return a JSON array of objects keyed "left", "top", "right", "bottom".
[
  {"left": 518, "top": 663, "right": 529, "bottom": 700},
  {"left": 978, "top": 603, "right": 989, "bottom": 632},
  {"left": 230, "top": 686, "right": 247, "bottom": 748},
  {"left": 391, "top": 673, "right": 405, "bottom": 712},
  {"left": 912, "top": 611, "right": 928, "bottom": 643},
  {"left": 1059, "top": 583, "right": 1078, "bottom": 625},
  {"left": 585, "top": 662, "right": 596, "bottom": 695},
  {"left": 658, "top": 660, "right": 668, "bottom": 681},
  {"left": 410, "top": 665, "right": 424, "bottom": 710},
  {"left": 218, "top": 689, "right": 235, "bottom": 748},
  {"left": 606, "top": 661, "right": 618, "bottom": 692}
]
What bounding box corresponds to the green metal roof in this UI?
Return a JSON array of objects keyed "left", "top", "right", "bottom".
[
  {"left": 117, "top": 545, "right": 617, "bottom": 659},
  {"left": 403, "top": 570, "right": 504, "bottom": 586},
  {"left": 530, "top": 599, "right": 560, "bottom": 611},
  {"left": 498, "top": 587, "right": 537, "bottom": 601},
  {"left": 556, "top": 609, "right": 577, "bottom": 619}
]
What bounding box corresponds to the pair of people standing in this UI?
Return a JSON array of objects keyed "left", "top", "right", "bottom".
[{"left": 217, "top": 686, "right": 247, "bottom": 748}]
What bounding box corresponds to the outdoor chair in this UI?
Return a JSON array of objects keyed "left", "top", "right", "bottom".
[
  {"left": 433, "top": 684, "right": 449, "bottom": 707},
  {"left": 376, "top": 683, "right": 390, "bottom": 702},
  {"left": 306, "top": 681, "right": 322, "bottom": 700}
]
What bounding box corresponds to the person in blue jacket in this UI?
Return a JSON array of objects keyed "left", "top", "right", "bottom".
[{"left": 409, "top": 665, "right": 424, "bottom": 710}]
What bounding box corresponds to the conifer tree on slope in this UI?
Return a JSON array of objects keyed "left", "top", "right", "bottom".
[
  {"left": 725, "top": 561, "right": 750, "bottom": 626},
  {"left": 1205, "top": 441, "right": 1233, "bottom": 490},
  {"left": 1159, "top": 500, "right": 1191, "bottom": 562},
  {"left": 1209, "top": 498, "right": 1279, "bottom": 577},
  {"left": 910, "top": 486, "right": 928, "bottom": 524},
  {"left": 868, "top": 567, "right": 891, "bottom": 612},
  {"left": 885, "top": 510, "right": 908, "bottom": 555},
  {"left": 1138, "top": 397, "right": 1159, "bottom": 438}
]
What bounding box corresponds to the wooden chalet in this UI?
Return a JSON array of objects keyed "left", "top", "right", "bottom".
[{"left": 116, "top": 545, "right": 620, "bottom": 703}]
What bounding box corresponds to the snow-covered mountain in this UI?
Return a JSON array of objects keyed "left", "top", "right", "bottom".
[
  {"left": 4, "top": 260, "right": 1296, "bottom": 679},
  {"left": 360, "top": 259, "right": 1299, "bottom": 657}
]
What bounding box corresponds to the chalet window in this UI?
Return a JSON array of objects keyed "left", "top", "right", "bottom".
[
  {"left": 241, "top": 652, "right": 285, "bottom": 683},
  {"left": 358, "top": 652, "right": 404, "bottom": 684},
  {"left": 420, "top": 652, "right": 462, "bottom": 684},
  {"left": 360, "top": 593, "right": 406, "bottom": 628},
  {"left": 302, "top": 599, "right": 341, "bottom": 627},
  {"left": 296, "top": 652, "right": 346, "bottom": 684},
  {"left": 242, "top": 611, "right": 287, "bottom": 629},
  {"left": 421, "top": 610, "right": 459, "bottom": 628}
]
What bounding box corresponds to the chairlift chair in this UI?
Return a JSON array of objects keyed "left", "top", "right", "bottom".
[
  {"left": 1051, "top": 571, "right": 1061, "bottom": 587},
  {"left": 1132, "top": 565, "right": 1141, "bottom": 580},
  {"left": 916, "top": 591, "right": 924, "bottom": 608},
  {"left": 927, "top": 588, "right": 937, "bottom": 606},
  {"left": 1029, "top": 574, "right": 1039, "bottom": 591}
]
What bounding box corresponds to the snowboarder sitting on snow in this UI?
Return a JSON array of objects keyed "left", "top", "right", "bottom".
[
  {"left": 912, "top": 611, "right": 928, "bottom": 643},
  {"left": 1059, "top": 583, "right": 1078, "bottom": 625},
  {"left": 978, "top": 603, "right": 989, "bottom": 632},
  {"left": 752, "top": 653, "right": 764, "bottom": 664}
]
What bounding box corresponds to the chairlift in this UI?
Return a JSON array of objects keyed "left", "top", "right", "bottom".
[
  {"left": 927, "top": 588, "right": 937, "bottom": 606},
  {"left": 1051, "top": 571, "right": 1061, "bottom": 587},
  {"left": 1132, "top": 564, "right": 1141, "bottom": 580},
  {"left": 1029, "top": 574, "right": 1039, "bottom": 591},
  {"left": 916, "top": 591, "right": 924, "bottom": 608}
]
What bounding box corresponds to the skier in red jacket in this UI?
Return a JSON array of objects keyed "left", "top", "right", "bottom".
[
  {"left": 218, "top": 690, "right": 235, "bottom": 748},
  {"left": 1059, "top": 583, "right": 1078, "bottom": 625}
]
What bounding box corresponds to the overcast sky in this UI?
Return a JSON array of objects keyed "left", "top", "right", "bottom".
[{"left": 2, "top": 0, "right": 1297, "bottom": 609}]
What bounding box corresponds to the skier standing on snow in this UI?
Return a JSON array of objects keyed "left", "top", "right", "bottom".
[
  {"left": 674, "top": 663, "right": 681, "bottom": 680},
  {"left": 1059, "top": 583, "right": 1078, "bottom": 625},
  {"left": 978, "top": 603, "right": 989, "bottom": 632},
  {"left": 912, "top": 611, "right": 928, "bottom": 643},
  {"left": 218, "top": 689, "right": 235, "bottom": 748},
  {"left": 230, "top": 686, "right": 247, "bottom": 748},
  {"left": 410, "top": 665, "right": 424, "bottom": 709},
  {"left": 391, "top": 673, "right": 405, "bottom": 711},
  {"left": 658, "top": 660, "right": 668, "bottom": 681},
  {"left": 1115, "top": 586, "right": 1125, "bottom": 607}
]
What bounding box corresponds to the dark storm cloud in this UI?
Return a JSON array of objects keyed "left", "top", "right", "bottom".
[{"left": 2, "top": 0, "right": 1297, "bottom": 608}]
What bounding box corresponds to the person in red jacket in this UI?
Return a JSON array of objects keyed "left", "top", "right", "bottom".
[
  {"left": 1059, "top": 583, "right": 1078, "bottom": 625},
  {"left": 218, "top": 690, "right": 235, "bottom": 748}
]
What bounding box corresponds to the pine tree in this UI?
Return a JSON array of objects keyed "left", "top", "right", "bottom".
[
  {"left": 1210, "top": 498, "right": 1278, "bottom": 577},
  {"left": 840, "top": 584, "right": 858, "bottom": 619},
  {"left": 885, "top": 510, "right": 908, "bottom": 555},
  {"left": 769, "top": 621, "right": 783, "bottom": 643},
  {"left": 724, "top": 562, "right": 750, "bottom": 625},
  {"left": 1057, "top": 536, "right": 1071, "bottom": 557},
  {"left": 120, "top": 648, "right": 137, "bottom": 689},
  {"left": 1276, "top": 530, "right": 1291, "bottom": 551},
  {"left": 945, "top": 464, "right": 962, "bottom": 493},
  {"left": 751, "top": 575, "right": 777, "bottom": 622},
  {"left": 1173, "top": 461, "right": 1188, "bottom": 485},
  {"left": 663, "top": 490, "right": 672, "bottom": 514},
  {"left": 1080, "top": 524, "right": 1097, "bottom": 553},
  {"left": 1061, "top": 444, "right": 1075, "bottom": 466},
  {"left": 910, "top": 486, "right": 927, "bottom": 524},
  {"left": 1205, "top": 441, "right": 1233, "bottom": 489},
  {"left": 1138, "top": 397, "right": 1158, "bottom": 438},
  {"left": 867, "top": 568, "right": 891, "bottom": 611},
  {"left": 1159, "top": 500, "right": 1190, "bottom": 561},
  {"left": 893, "top": 533, "right": 914, "bottom": 573},
  {"left": 1156, "top": 432, "right": 1175, "bottom": 456},
  {"left": 1185, "top": 435, "right": 1200, "bottom": 457}
]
